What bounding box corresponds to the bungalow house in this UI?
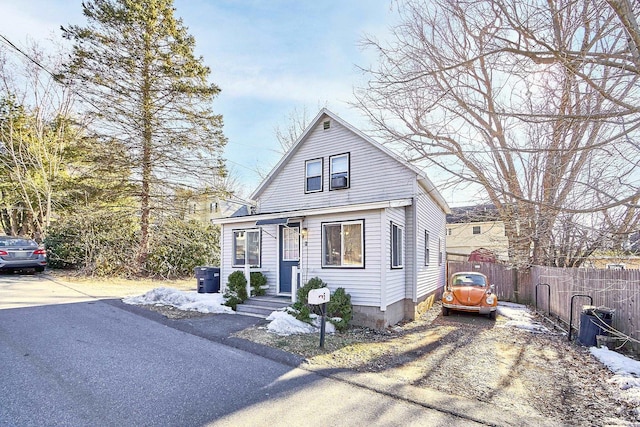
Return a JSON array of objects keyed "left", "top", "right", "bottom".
[{"left": 213, "top": 109, "right": 450, "bottom": 329}]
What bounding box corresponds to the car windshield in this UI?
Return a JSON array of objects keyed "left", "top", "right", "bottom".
[
  {"left": 0, "top": 238, "right": 37, "bottom": 247},
  {"left": 451, "top": 274, "right": 486, "bottom": 287}
]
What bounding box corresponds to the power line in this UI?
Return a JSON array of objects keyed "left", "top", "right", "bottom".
[
  {"left": 0, "top": 34, "right": 62, "bottom": 83},
  {"left": 0, "top": 33, "right": 102, "bottom": 111}
]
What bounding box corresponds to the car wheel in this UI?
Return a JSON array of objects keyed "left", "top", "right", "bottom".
[
  {"left": 35, "top": 266, "right": 45, "bottom": 273},
  {"left": 488, "top": 310, "right": 497, "bottom": 320},
  {"left": 442, "top": 306, "right": 450, "bottom": 316}
]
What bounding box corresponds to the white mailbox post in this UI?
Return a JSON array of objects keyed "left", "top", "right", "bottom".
[{"left": 308, "top": 287, "right": 331, "bottom": 348}]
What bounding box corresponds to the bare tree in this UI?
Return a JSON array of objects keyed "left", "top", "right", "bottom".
[
  {"left": 274, "top": 106, "right": 312, "bottom": 154},
  {"left": 0, "top": 42, "right": 83, "bottom": 237},
  {"left": 357, "top": 0, "right": 640, "bottom": 268}
]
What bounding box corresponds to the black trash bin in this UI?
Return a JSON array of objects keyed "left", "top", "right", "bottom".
[
  {"left": 195, "top": 266, "right": 220, "bottom": 293},
  {"left": 578, "top": 306, "right": 615, "bottom": 346}
]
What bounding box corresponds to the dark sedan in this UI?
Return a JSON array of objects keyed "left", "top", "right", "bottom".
[{"left": 0, "top": 236, "right": 47, "bottom": 272}]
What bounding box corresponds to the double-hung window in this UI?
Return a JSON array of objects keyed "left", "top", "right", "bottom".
[
  {"left": 424, "top": 231, "right": 430, "bottom": 266},
  {"left": 233, "top": 229, "right": 261, "bottom": 267},
  {"left": 305, "top": 158, "right": 322, "bottom": 193},
  {"left": 391, "top": 223, "right": 403, "bottom": 268},
  {"left": 329, "top": 153, "right": 349, "bottom": 190},
  {"left": 322, "top": 220, "right": 363, "bottom": 268}
]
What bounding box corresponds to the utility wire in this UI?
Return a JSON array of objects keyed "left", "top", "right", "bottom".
[{"left": 0, "top": 33, "right": 101, "bottom": 112}]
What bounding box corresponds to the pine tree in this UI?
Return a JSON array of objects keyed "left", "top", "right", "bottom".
[{"left": 61, "top": 0, "right": 227, "bottom": 271}]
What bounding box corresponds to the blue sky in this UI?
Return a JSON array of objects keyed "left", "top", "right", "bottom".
[{"left": 0, "top": 0, "right": 396, "bottom": 195}]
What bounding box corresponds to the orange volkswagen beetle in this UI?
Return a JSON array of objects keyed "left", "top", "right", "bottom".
[{"left": 442, "top": 272, "right": 498, "bottom": 320}]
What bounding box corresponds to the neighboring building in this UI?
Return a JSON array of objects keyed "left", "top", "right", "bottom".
[
  {"left": 184, "top": 195, "right": 242, "bottom": 224},
  {"left": 213, "top": 109, "right": 450, "bottom": 329},
  {"left": 582, "top": 252, "right": 640, "bottom": 270},
  {"left": 446, "top": 204, "right": 509, "bottom": 262}
]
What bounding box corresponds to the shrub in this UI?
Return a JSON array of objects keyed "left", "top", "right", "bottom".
[
  {"left": 145, "top": 219, "right": 220, "bottom": 278},
  {"left": 223, "top": 270, "right": 248, "bottom": 310},
  {"left": 44, "top": 209, "right": 138, "bottom": 276},
  {"left": 326, "top": 287, "right": 353, "bottom": 332},
  {"left": 45, "top": 210, "right": 220, "bottom": 279},
  {"left": 249, "top": 271, "right": 267, "bottom": 296},
  {"left": 289, "top": 279, "right": 353, "bottom": 331},
  {"left": 292, "top": 277, "right": 326, "bottom": 316}
]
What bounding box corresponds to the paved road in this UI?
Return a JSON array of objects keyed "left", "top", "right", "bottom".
[{"left": 0, "top": 273, "right": 480, "bottom": 426}]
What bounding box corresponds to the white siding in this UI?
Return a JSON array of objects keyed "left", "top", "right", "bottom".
[
  {"left": 257, "top": 116, "right": 417, "bottom": 213},
  {"left": 300, "top": 209, "right": 383, "bottom": 307},
  {"left": 415, "top": 186, "right": 447, "bottom": 299},
  {"left": 385, "top": 206, "right": 407, "bottom": 307}
]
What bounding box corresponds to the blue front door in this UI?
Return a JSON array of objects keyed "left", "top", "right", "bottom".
[{"left": 279, "top": 223, "right": 300, "bottom": 294}]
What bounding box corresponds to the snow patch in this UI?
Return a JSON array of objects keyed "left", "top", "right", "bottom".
[
  {"left": 265, "top": 309, "right": 337, "bottom": 336},
  {"left": 123, "top": 287, "right": 234, "bottom": 314},
  {"left": 497, "top": 301, "right": 550, "bottom": 334},
  {"left": 590, "top": 347, "right": 640, "bottom": 409}
]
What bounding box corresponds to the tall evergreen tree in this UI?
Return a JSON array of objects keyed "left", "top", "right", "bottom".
[{"left": 61, "top": 0, "right": 227, "bottom": 270}]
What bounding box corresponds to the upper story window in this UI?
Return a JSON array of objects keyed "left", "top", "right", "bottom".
[
  {"left": 305, "top": 158, "right": 323, "bottom": 193},
  {"left": 330, "top": 153, "right": 349, "bottom": 190},
  {"left": 391, "top": 223, "right": 403, "bottom": 269},
  {"left": 472, "top": 225, "right": 481, "bottom": 235},
  {"left": 322, "top": 220, "right": 364, "bottom": 268},
  {"left": 233, "top": 229, "right": 261, "bottom": 267}
]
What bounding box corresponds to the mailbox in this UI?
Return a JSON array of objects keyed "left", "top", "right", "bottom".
[{"left": 308, "top": 287, "right": 331, "bottom": 305}]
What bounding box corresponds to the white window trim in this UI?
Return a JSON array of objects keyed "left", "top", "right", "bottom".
[
  {"left": 321, "top": 219, "right": 364, "bottom": 268},
  {"left": 232, "top": 228, "right": 261, "bottom": 268},
  {"left": 282, "top": 227, "right": 300, "bottom": 261},
  {"left": 391, "top": 222, "right": 404, "bottom": 269}
]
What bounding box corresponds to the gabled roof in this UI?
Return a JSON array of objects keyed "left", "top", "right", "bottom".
[{"left": 250, "top": 108, "right": 450, "bottom": 213}]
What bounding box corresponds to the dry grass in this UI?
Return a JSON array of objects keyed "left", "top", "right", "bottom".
[
  {"left": 48, "top": 270, "right": 195, "bottom": 298},
  {"left": 233, "top": 303, "right": 639, "bottom": 425}
]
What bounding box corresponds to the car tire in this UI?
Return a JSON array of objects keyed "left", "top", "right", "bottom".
[
  {"left": 35, "top": 266, "right": 45, "bottom": 273},
  {"left": 442, "top": 306, "right": 450, "bottom": 316},
  {"left": 488, "top": 310, "right": 496, "bottom": 320}
]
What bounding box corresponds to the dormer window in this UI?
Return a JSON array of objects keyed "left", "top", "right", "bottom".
[
  {"left": 305, "top": 158, "right": 323, "bottom": 193},
  {"left": 330, "top": 153, "right": 349, "bottom": 190}
]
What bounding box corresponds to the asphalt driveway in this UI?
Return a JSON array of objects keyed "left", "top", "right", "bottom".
[{"left": 0, "top": 273, "right": 485, "bottom": 426}]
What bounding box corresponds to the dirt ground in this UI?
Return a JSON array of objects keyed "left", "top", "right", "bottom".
[
  {"left": 60, "top": 271, "right": 636, "bottom": 426},
  {"left": 233, "top": 303, "right": 639, "bottom": 426}
]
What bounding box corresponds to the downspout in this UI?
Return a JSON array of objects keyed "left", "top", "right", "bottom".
[
  {"left": 380, "top": 209, "right": 387, "bottom": 311},
  {"left": 412, "top": 196, "right": 418, "bottom": 303}
]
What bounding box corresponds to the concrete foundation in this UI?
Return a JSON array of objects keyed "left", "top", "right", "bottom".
[{"left": 351, "top": 290, "right": 440, "bottom": 330}]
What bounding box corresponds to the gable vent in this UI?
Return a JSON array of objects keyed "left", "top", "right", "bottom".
[{"left": 323, "top": 120, "right": 331, "bottom": 130}]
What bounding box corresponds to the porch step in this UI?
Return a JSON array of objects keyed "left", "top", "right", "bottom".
[{"left": 236, "top": 296, "right": 291, "bottom": 319}]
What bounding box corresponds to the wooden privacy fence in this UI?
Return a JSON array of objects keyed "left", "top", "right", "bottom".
[{"left": 447, "top": 261, "right": 640, "bottom": 350}]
